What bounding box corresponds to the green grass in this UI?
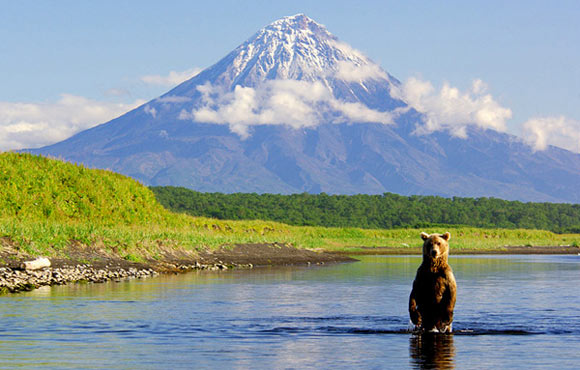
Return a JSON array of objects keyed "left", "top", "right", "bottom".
[
  {"left": 1, "top": 152, "right": 579, "bottom": 260},
  {"left": 0, "top": 152, "right": 170, "bottom": 225},
  {"left": 2, "top": 216, "right": 578, "bottom": 259}
]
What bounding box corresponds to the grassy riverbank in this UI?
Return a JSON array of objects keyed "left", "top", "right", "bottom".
[
  {"left": 1, "top": 152, "right": 579, "bottom": 265},
  {"left": 2, "top": 216, "right": 579, "bottom": 262}
]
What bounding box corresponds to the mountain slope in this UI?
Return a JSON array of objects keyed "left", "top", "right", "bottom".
[{"left": 29, "top": 14, "right": 580, "bottom": 203}]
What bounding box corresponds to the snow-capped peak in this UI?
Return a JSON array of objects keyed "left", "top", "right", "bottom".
[
  {"left": 265, "top": 13, "right": 331, "bottom": 38},
  {"left": 210, "top": 14, "right": 391, "bottom": 89},
  {"left": 166, "top": 14, "right": 400, "bottom": 115}
]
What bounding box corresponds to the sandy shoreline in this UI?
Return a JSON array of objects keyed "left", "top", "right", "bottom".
[{"left": 2, "top": 243, "right": 578, "bottom": 294}]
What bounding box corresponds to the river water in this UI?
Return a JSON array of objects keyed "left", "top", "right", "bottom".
[{"left": 1, "top": 255, "right": 579, "bottom": 369}]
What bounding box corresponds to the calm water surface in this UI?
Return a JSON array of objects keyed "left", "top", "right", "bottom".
[{"left": 1, "top": 255, "right": 579, "bottom": 369}]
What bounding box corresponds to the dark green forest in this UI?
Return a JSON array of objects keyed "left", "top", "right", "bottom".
[{"left": 150, "top": 187, "right": 580, "bottom": 233}]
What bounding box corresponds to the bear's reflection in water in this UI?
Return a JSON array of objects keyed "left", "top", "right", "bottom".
[{"left": 409, "top": 333, "right": 455, "bottom": 370}]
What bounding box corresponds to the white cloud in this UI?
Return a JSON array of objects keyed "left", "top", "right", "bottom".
[
  {"left": 140, "top": 68, "right": 201, "bottom": 87},
  {"left": 143, "top": 104, "right": 157, "bottom": 118},
  {"left": 180, "top": 80, "right": 394, "bottom": 138},
  {"left": 159, "top": 130, "right": 169, "bottom": 139},
  {"left": 331, "top": 100, "right": 394, "bottom": 123},
  {"left": 325, "top": 39, "right": 388, "bottom": 83},
  {"left": 334, "top": 60, "right": 387, "bottom": 82},
  {"left": 327, "top": 39, "right": 367, "bottom": 61},
  {"left": 391, "top": 77, "right": 512, "bottom": 138},
  {"left": 0, "top": 66, "right": 200, "bottom": 151},
  {"left": 522, "top": 116, "right": 580, "bottom": 153},
  {"left": 0, "top": 94, "right": 144, "bottom": 151}
]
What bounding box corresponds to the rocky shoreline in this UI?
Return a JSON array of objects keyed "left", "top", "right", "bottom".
[
  {"left": 0, "top": 243, "right": 355, "bottom": 294},
  {"left": 0, "top": 261, "right": 257, "bottom": 294},
  {"left": 0, "top": 264, "right": 157, "bottom": 294}
]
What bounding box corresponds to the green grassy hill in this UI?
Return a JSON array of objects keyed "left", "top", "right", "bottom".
[{"left": 1, "top": 152, "right": 169, "bottom": 225}]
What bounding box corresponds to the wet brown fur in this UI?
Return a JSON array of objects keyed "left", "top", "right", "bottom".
[{"left": 409, "top": 232, "right": 457, "bottom": 332}]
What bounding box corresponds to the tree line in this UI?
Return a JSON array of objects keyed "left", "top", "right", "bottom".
[{"left": 150, "top": 186, "right": 580, "bottom": 233}]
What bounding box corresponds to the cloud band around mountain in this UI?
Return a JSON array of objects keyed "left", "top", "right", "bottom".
[
  {"left": 2, "top": 77, "right": 578, "bottom": 155},
  {"left": 390, "top": 77, "right": 513, "bottom": 138},
  {"left": 179, "top": 76, "right": 517, "bottom": 144},
  {"left": 180, "top": 80, "right": 395, "bottom": 138}
]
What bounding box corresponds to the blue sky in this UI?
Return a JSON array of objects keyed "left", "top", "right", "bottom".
[{"left": 1, "top": 0, "right": 579, "bottom": 152}]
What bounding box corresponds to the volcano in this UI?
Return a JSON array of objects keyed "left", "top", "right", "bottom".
[{"left": 30, "top": 14, "right": 580, "bottom": 202}]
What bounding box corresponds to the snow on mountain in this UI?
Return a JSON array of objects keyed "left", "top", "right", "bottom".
[{"left": 221, "top": 14, "right": 390, "bottom": 87}]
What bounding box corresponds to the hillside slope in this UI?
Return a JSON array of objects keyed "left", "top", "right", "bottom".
[{"left": 0, "top": 152, "right": 169, "bottom": 225}]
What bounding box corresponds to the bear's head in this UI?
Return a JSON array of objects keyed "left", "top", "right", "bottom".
[{"left": 421, "top": 232, "right": 451, "bottom": 263}]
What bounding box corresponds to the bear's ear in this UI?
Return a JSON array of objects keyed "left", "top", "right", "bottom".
[
  {"left": 441, "top": 232, "right": 451, "bottom": 241},
  {"left": 420, "top": 232, "right": 430, "bottom": 240}
]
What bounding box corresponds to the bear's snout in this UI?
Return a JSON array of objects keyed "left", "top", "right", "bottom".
[{"left": 431, "top": 249, "right": 438, "bottom": 258}]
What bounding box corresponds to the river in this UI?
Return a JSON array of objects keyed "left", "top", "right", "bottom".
[{"left": 1, "top": 255, "right": 579, "bottom": 369}]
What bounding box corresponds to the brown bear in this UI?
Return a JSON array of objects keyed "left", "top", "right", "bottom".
[{"left": 409, "top": 232, "right": 457, "bottom": 333}]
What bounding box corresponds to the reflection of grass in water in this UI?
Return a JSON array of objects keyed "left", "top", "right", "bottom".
[{"left": 1, "top": 152, "right": 578, "bottom": 259}]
